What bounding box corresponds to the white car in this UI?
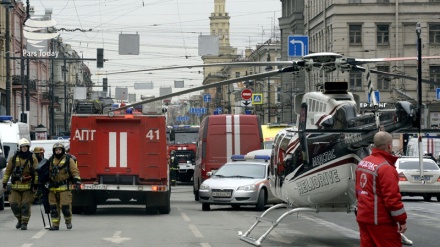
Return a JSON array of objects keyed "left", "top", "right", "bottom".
[
  {"left": 396, "top": 157, "right": 440, "bottom": 201},
  {"left": 198, "top": 150, "right": 281, "bottom": 211}
]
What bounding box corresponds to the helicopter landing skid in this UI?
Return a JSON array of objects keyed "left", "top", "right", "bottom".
[{"left": 238, "top": 203, "right": 317, "bottom": 246}]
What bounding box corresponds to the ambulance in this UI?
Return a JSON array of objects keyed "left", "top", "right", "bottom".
[{"left": 261, "top": 123, "right": 293, "bottom": 149}]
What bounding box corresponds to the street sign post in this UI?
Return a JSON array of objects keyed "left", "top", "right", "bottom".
[
  {"left": 241, "top": 89, "right": 252, "bottom": 100},
  {"left": 288, "top": 35, "right": 309, "bottom": 57}
]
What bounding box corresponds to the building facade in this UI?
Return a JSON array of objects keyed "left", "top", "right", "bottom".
[{"left": 280, "top": 0, "right": 440, "bottom": 126}]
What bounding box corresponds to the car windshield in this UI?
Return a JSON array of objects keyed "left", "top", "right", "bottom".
[
  {"left": 214, "top": 163, "right": 266, "bottom": 179},
  {"left": 398, "top": 160, "right": 439, "bottom": 170}
]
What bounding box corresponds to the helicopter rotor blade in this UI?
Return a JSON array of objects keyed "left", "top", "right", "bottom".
[
  {"left": 109, "top": 68, "right": 292, "bottom": 112},
  {"left": 97, "top": 61, "right": 300, "bottom": 75},
  {"left": 353, "top": 65, "right": 440, "bottom": 87},
  {"left": 347, "top": 55, "right": 440, "bottom": 66}
]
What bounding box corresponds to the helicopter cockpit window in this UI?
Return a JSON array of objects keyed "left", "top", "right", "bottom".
[{"left": 333, "top": 104, "right": 357, "bottom": 129}]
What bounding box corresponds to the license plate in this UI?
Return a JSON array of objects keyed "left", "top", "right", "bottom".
[
  {"left": 84, "top": 184, "right": 107, "bottom": 190},
  {"left": 413, "top": 176, "right": 431, "bottom": 181},
  {"left": 212, "top": 191, "right": 232, "bottom": 197}
]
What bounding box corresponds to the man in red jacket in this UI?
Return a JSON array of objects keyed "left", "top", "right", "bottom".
[{"left": 356, "top": 131, "right": 407, "bottom": 247}]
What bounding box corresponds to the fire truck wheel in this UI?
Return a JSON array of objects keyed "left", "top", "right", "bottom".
[
  {"left": 423, "top": 194, "right": 432, "bottom": 202},
  {"left": 72, "top": 206, "right": 83, "bottom": 214},
  {"left": 83, "top": 203, "right": 97, "bottom": 215},
  {"left": 146, "top": 206, "right": 158, "bottom": 215},
  {"left": 202, "top": 203, "right": 210, "bottom": 211}
]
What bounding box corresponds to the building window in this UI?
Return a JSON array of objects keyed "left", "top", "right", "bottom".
[
  {"left": 377, "top": 0, "right": 389, "bottom": 3},
  {"left": 235, "top": 72, "right": 240, "bottom": 78},
  {"left": 429, "top": 24, "right": 440, "bottom": 44},
  {"left": 377, "top": 25, "right": 389, "bottom": 45},
  {"left": 349, "top": 25, "right": 362, "bottom": 45},
  {"left": 430, "top": 66, "right": 440, "bottom": 90},
  {"left": 349, "top": 71, "right": 362, "bottom": 91},
  {"left": 376, "top": 66, "right": 390, "bottom": 90}
]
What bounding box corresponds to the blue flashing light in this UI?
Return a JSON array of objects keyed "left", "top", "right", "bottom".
[
  {"left": 231, "top": 154, "right": 270, "bottom": 162},
  {"left": 0, "top": 115, "right": 13, "bottom": 121},
  {"left": 126, "top": 107, "right": 133, "bottom": 114}
]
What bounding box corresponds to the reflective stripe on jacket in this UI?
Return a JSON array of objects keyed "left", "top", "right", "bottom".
[{"left": 355, "top": 148, "right": 407, "bottom": 226}]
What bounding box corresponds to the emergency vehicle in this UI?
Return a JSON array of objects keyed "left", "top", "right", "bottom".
[
  {"left": 167, "top": 125, "right": 199, "bottom": 182},
  {"left": 193, "top": 114, "right": 263, "bottom": 201},
  {"left": 261, "top": 123, "right": 293, "bottom": 149},
  {"left": 406, "top": 136, "right": 440, "bottom": 162},
  {"left": 0, "top": 115, "right": 31, "bottom": 160},
  {"left": 69, "top": 113, "right": 170, "bottom": 214}
]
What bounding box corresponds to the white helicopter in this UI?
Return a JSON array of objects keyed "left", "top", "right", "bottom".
[{"left": 107, "top": 51, "right": 440, "bottom": 246}]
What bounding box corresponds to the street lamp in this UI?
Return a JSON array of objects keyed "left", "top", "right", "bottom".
[{"left": 1, "top": 0, "right": 15, "bottom": 115}]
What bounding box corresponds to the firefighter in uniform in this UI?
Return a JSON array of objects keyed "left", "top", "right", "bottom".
[
  {"left": 47, "top": 143, "right": 81, "bottom": 231},
  {"left": 1, "top": 138, "right": 39, "bottom": 230},
  {"left": 33, "top": 147, "right": 45, "bottom": 162},
  {"left": 169, "top": 150, "right": 178, "bottom": 186}
]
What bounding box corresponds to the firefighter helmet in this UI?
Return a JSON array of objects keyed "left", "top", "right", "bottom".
[
  {"left": 34, "top": 147, "right": 45, "bottom": 153},
  {"left": 52, "top": 142, "right": 65, "bottom": 152},
  {"left": 19, "top": 138, "right": 31, "bottom": 148}
]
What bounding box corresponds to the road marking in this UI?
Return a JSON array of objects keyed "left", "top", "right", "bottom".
[
  {"left": 32, "top": 229, "right": 48, "bottom": 239},
  {"left": 302, "top": 215, "right": 359, "bottom": 239},
  {"left": 189, "top": 224, "right": 203, "bottom": 238},
  {"left": 103, "top": 231, "right": 131, "bottom": 244},
  {"left": 181, "top": 212, "right": 191, "bottom": 222}
]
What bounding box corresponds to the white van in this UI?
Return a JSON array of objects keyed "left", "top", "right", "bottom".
[
  {"left": 31, "top": 139, "right": 70, "bottom": 159},
  {"left": 0, "top": 116, "right": 31, "bottom": 161}
]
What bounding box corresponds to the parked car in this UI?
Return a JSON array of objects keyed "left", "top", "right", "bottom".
[
  {"left": 396, "top": 157, "right": 440, "bottom": 202},
  {"left": 198, "top": 150, "right": 281, "bottom": 211}
]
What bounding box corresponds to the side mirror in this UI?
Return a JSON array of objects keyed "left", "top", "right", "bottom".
[
  {"left": 170, "top": 129, "right": 175, "bottom": 142},
  {"left": 207, "top": 171, "right": 212, "bottom": 177}
]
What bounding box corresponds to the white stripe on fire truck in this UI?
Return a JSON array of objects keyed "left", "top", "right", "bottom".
[
  {"left": 109, "top": 132, "right": 128, "bottom": 168},
  {"left": 226, "top": 115, "right": 232, "bottom": 162},
  {"left": 120, "top": 132, "right": 127, "bottom": 168},
  {"left": 234, "top": 115, "right": 240, "bottom": 155},
  {"left": 109, "top": 132, "right": 117, "bottom": 167}
]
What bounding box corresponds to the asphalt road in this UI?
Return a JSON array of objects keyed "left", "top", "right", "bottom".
[{"left": 0, "top": 185, "right": 438, "bottom": 247}]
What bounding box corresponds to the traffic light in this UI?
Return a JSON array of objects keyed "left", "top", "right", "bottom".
[
  {"left": 97, "top": 48, "right": 104, "bottom": 68},
  {"left": 103, "top": 78, "right": 108, "bottom": 92}
]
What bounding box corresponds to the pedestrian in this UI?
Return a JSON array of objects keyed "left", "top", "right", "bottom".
[
  {"left": 1, "top": 138, "right": 39, "bottom": 230},
  {"left": 356, "top": 131, "right": 407, "bottom": 247},
  {"left": 47, "top": 142, "right": 81, "bottom": 231}
]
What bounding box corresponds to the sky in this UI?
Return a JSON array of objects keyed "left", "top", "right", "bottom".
[{"left": 32, "top": 0, "right": 282, "bottom": 101}]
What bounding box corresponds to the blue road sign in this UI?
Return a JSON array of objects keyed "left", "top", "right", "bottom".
[
  {"left": 216, "top": 107, "right": 222, "bottom": 114},
  {"left": 437, "top": 88, "right": 440, "bottom": 100},
  {"left": 201, "top": 108, "right": 207, "bottom": 114},
  {"left": 288, "top": 35, "right": 309, "bottom": 57},
  {"left": 203, "top": 94, "right": 211, "bottom": 102},
  {"left": 368, "top": 91, "right": 380, "bottom": 103}
]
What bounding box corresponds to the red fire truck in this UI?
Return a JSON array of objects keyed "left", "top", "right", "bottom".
[
  {"left": 70, "top": 114, "right": 170, "bottom": 214},
  {"left": 167, "top": 125, "right": 199, "bottom": 183}
]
